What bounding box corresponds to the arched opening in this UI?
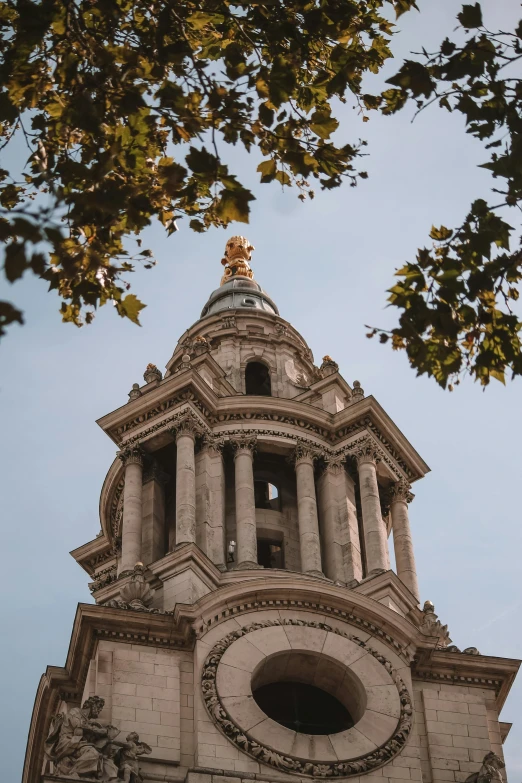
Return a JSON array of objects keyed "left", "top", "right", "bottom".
[{"left": 245, "top": 361, "right": 271, "bottom": 396}]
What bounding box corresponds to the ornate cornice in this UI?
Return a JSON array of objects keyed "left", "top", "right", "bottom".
[
  {"left": 122, "top": 403, "right": 210, "bottom": 448},
  {"left": 195, "top": 597, "right": 410, "bottom": 659},
  {"left": 201, "top": 618, "right": 413, "bottom": 778},
  {"left": 111, "top": 389, "right": 211, "bottom": 440}
]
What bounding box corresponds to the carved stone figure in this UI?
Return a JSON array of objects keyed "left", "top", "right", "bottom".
[
  {"left": 419, "top": 600, "right": 452, "bottom": 647},
  {"left": 464, "top": 752, "right": 505, "bottom": 783},
  {"left": 220, "top": 236, "right": 255, "bottom": 284},
  {"left": 45, "top": 696, "right": 120, "bottom": 781},
  {"left": 116, "top": 732, "right": 152, "bottom": 783}
]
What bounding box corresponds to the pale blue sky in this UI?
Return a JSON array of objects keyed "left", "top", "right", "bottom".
[{"left": 1, "top": 2, "right": 521, "bottom": 780}]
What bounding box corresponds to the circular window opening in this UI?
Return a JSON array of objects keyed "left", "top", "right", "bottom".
[
  {"left": 251, "top": 650, "right": 367, "bottom": 736},
  {"left": 253, "top": 681, "right": 354, "bottom": 735}
]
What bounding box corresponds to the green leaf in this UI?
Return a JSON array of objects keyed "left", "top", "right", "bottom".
[
  {"left": 216, "top": 187, "right": 255, "bottom": 223},
  {"left": 119, "top": 294, "right": 146, "bottom": 325},
  {"left": 457, "top": 4, "right": 483, "bottom": 29}
]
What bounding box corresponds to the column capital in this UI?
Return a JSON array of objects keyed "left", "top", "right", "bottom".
[
  {"left": 389, "top": 479, "right": 414, "bottom": 504},
  {"left": 169, "top": 410, "right": 202, "bottom": 441},
  {"left": 293, "top": 440, "right": 321, "bottom": 466},
  {"left": 353, "top": 438, "right": 381, "bottom": 467},
  {"left": 203, "top": 433, "right": 226, "bottom": 456},
  {"left": 231, "top": 434, "right": 257, "bottom": 457},
  {"left": 322, "top": 453, "right": 346, "bottom": 475},
  {"left": 117, "top": 445, "right": 144, "bottom": 467}
]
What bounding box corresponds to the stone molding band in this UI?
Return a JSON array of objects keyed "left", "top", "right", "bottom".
[{"left": 201, "top": 618, "right": 413, "bottom": 778}]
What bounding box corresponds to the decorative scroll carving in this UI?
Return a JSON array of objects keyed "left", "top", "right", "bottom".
[
  {"left": 447, "top": 645, "right": 481, "bottom": 655},
  {"left": 420, "top": 601, "right": 451, "bottom": 648},
  {"left": 103, "top": 598, "right": 174, "bottom": 615},
  {"left": 117, "top": 445, "right": 144, "bottom": 467},
  {"left": 201, "top": 619, "right": 413, "bottom": 778},
  {"left": 45, "top": 696, "right": 151, "bottom": 781},
  {"left": 464, "top": 752, "right": 504, "bottom": 783},
  {"left": 89, "top": 565, "right": 117, "bottom": 594},
  {"left": 220, "top": 235, "right": 255, "bottom": 285}
]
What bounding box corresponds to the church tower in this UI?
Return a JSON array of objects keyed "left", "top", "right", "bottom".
[{"left": 25, "top": 238, "right": 518, "bottom": 783}]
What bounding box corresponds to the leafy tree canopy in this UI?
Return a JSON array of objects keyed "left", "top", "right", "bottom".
[
  {"left": 365, "top": 3, "right": 522, "bottom": 388},
  {"left": 0, "top": 0, "right": 415, "bottom": 335},
  {"left": 2, "top": 0, "right": 522, "bottom": 392}
]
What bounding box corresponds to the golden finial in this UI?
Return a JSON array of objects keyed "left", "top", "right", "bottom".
[{"left": 220, "top": 236, "right": 255, "bottom": 286}]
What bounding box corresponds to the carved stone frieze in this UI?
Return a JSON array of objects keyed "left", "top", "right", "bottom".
[
  {"left": 44, "top": 696, "right": 151, "bottom": 781},
  {"left": 86, "top": 546, "right": 119, "bottom": 573},
  {"left": 201, "top": 618, "right": 413, "bottom": 778}
]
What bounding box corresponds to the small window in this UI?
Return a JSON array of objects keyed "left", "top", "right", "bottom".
[
  {"left": 245, "top": 361, "right": 271, "bottom": 396},
  {"left": 243, "top": 297, "right": 257, "bottom": 307},
  {"left": 257, "top": 538, "right": 284, "bottom": 569},
  {"left": 255, "top": 480, "right": 280, "bottom": 511}
]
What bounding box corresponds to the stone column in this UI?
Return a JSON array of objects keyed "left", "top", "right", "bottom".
[
  {"left": 196, "top": 436, "right": 226, "bottom": 569},
  {"left": 232, "top": 436, "right": 259, "bottom": 569},
  {"left": 172, "top": 413, "right": 199, "bottom": 547},
  {"left": 355, "top": 440, "right": 388, "bottom": 576},
  {"left": 294, "top": 444, "right": 323, "bottom": 577},
  {"left": 390, "top": 480, "right": 420, "bottom": 602},
  {"left": 119, "top": 446, "right": 144, "bottom": 575},
  {"left": 318, "top": 457, "right": 363, "bottom": 584}
]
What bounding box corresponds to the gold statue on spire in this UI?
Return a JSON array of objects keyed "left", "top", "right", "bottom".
[{"left": 220, "top": 236, "right": 255, "bottom": 286}]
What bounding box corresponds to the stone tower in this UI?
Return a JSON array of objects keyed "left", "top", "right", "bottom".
[{"left": 25, "top": 237, "right": 518, "bottom": 783}]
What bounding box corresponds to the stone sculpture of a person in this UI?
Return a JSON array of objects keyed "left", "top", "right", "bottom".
[
  {"left": 465, "top": 752, "right": 505, "bottom": 783},
  {"left": 45, "top": 695, "right": 120, "bottom": 780},
  {"left": 116, "top": 732, "right": 152, "bottom": 783}
]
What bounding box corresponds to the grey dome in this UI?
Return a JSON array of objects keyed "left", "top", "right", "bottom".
[{"left": 200, "top": 276, "right": 279, "bottom": 318}]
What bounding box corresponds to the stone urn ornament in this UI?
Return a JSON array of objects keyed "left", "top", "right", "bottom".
[{"left": 143, "top": 363, "right": 162, "bottom": 384}]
